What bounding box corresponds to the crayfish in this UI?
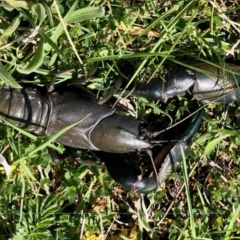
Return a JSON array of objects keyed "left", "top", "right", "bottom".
[{"left": 0, "top": 63, "right": 239, "bottom": 193}]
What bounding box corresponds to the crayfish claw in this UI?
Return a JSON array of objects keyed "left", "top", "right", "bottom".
[
  {"left": 97, "top": 152, "right": 158, "bottom": 193},
  {"left": 156, "top": 109, "right": 204, "bottom": 184}
]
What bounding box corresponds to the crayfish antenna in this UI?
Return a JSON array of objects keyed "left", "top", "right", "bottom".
[
  {"left": 156, "top": 109, "right": 204, "bottom": 183},
  {"left": 146, "top": 149, "right": 160, "bottom": 187}
]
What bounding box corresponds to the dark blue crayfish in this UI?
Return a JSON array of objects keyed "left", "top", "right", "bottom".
[{"left": 0, "top": 63, "right": 239, "bottom": 193}]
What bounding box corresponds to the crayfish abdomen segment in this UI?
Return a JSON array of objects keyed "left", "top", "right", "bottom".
[{"left": 0, "top": 87, "right": 50, "bottom": 133}]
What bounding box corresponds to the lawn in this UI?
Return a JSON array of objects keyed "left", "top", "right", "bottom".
[{"left": 0, "top": 0, "right": 240, "bottom": 239}]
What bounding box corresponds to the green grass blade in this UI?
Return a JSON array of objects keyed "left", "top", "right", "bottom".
[
  {"left": 38, "top": 28, "right": 67, "bottom": 61},
  {"left": 204, "top": 134, "right": 231, "bottom": 160},
  {"left": 67, "top": 6, "right": 105, "bottom": 23},
  {"left": 32, "top": 3, "right": 46, "bottom": 25},
  {"left": 45, "top": 0, "right": 78, "bottom": 52},
  {"left": 181, "top": 146, "right": 196, "bottom": 238},
  {"left": 0, "top": 117, "right": 59, "bottom": 151},
  {"left": 0, "top": 62, "right": 21, "bottom": 88},
  {"left": 225, "top": 204, "right": 240, "bottom": 238},
  {"left": 17, "top": 39, "right": 44, "bottom": 74},
  {"left": 28, "top": 113, "right": 91, "bottom": 157}
]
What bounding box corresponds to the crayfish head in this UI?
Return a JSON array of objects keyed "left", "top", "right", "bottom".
[{"left": 90, "top": 114, "right": 150, "bottom": 153}]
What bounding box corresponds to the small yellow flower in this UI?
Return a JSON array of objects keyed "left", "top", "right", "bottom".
[{"left": 82, "top": 231, "right": 102, "bottom": 240}]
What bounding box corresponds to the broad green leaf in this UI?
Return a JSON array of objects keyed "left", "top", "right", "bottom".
[
  {"left": 204, "top": 134, "right": 231, "bottom": 159},
  {"left": 203, "top": 113, "right": 222, "bottom": 124},
  {"left": 2, "top": 1, "right": 14, "bottom": 11},
  {"left": 0, "top": 62, "right": 21, "bottom": 88},
  {"left": 32, "top": 3, "right": 46, "bottom": 25},
  {"left": 67, "top": 6, "right": 105, "bottom": 23},
  {"left": 4, "top": 0, "right": 31, "bottom": 9},
  {"left": 41, "top": 204, "right": 60, "bottom": 217},
  {"left": 36, "top": 217, "right": 56, "bottom": 229},
  {"left": 211, "top": 128, "right": 238, "bottom": 135},
  {"left": 195, "top": 132, "right": 213, "bottom": 145},
  {"left": 41, "top": 194, "right": 59, "bottom": 216},
  {"left": 17, "top": 39, "right": 44, "bottom": 74},
  {"left": 3, "top": 15, "right": 21, "bottom": 36},
  {"left": 42, "top": 1, "right": 54, "bottom": 27}
]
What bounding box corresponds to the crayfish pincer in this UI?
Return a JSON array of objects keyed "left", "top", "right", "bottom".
[
  {"left": 0, "top": 62, "right": 239, "bottom": 193},
  {"left": 98, "top": 109, "right": 204, "bottom": 193}
]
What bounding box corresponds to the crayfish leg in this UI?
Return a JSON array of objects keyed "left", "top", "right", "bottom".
[{"left": 156, "top": 109, "right": 204, "bottom": 183}]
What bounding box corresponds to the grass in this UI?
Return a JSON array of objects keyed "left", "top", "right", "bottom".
[{"left": 0, "top": 0, "right": 240, "bottom": 239}]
